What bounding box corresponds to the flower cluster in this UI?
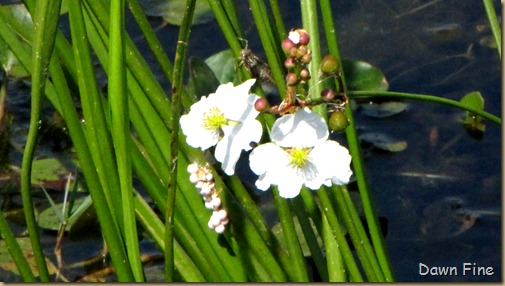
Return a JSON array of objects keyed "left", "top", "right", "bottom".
[
  {"left": 187, "top": 163, "right": 229, "bottom": 234},
  {"left": 282, "top": 29, "right": 312, "bottom": 85},
  {"left": 180, "top": 29, "right": 353, "bottom": 208}
]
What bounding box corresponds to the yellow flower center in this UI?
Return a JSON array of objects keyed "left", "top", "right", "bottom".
[
  {"left": 203, "top": 107, "right": 228, "bottom": 131},
  {"left": 289, "top": 147, "right": 311, "bottom": 168}
]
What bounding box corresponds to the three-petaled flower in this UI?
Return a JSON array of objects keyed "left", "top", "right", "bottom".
[
  {"left": 180, "top": 79, "right": 263, "bottom": 175},
  {"left": 249, "top": 108, "right": 352, "bottom": 198}
]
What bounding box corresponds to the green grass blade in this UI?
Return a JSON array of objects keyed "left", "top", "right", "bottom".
[
  {"left": 20, "top": 0, "right": 62, "bottom": 280},
  {"left": 0, "top": 211, "right": 37, "bottom": 281},
  {"left": 109, "top": 0, "right": 144, "bottom": 281},
  {"left": 482, "top": 0, "right": 501, "bottom": 59}
]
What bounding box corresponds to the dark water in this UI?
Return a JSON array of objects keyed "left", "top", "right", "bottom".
[{"left": 1, "top": 0, "right": 501, "bottom": 282}]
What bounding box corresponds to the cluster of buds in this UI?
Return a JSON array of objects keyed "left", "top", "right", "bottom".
[
  {"left": 187, "top": 163, "right": 229, "bottom": 234},
  {"left": 282, "top": 29, "right": 312, "bottom": 85}
]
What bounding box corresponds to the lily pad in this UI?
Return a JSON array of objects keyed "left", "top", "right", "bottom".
[
  {"left": 38, "top": 196, "right": 97, "bottom": 235},
  {"left": 31, "top": 158, "right": 85, "bottom": 192},
  {"left": 360, "top": 100, "right": 408, "bottom": 118},
  {"left": 342, "top": 59, "right": 389, "bottom": 92},
  {"left": 359, "top": 132, "right": 407, "bottom": 152},
  {"left": 140, "top": 0, "right": 214, "bottom": 26},
  {"left": 0, "top": 237, "right": 58, "bottom": 278}
]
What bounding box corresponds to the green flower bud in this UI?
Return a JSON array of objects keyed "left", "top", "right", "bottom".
[
  {"left": 320, "top": 54, "right": 339, "bottom": 75},
  {"left": 329, "top": 110, "right": 349, "bottom": 132}
]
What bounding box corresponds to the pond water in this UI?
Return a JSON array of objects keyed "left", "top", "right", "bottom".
[{"left": 0, "top": 0, "right": 501, "bottom": 282}]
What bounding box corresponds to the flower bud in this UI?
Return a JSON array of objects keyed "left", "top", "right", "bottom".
[
  {"left": 320, "top": 54, "right": 339, "bottom": 75},
  {"left": 282, "top": 38, "right": 296, "bottom": 54},
  {"left": 296, "top": 45, "right": 308, "bottom": 58},
  {"left": 298, "top": 30, "right": 310, "bottom": 45},
  {"left": 286, "top": 72, "right": 299, "bottom": 85},
  {"left": 299, "top": 68, "right": 311, "bottom": 82},
  {"left": 300, "top": 53, "right": 312, "bottom": 64},
  {"left": 321, "top": 88, "right": 335, "bottom": 101},
  {"left": 329, "top": 110, "right": 349, "bottom": 132},
  {"left": 254, "top": 98, "right": 268, "bottom": 112},
  {"left": 284, "top": 57, "right": 296, "bottom": 69}
]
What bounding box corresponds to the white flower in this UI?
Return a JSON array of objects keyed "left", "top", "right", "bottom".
[
  {"left": 249, "top": 108, "right": 352, "bottom": 198},
  {"left": 288, "top": 30, "right": 301, "bottom": 44},
  {"left": 180, "top": 79, "right": 263, "bottom": 175}
]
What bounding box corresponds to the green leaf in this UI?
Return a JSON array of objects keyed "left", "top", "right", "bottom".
[
  {"left": 0, "top": 237, "right": 59, "bottom": 278},
  {"left": 31, "top": 158, "right": 85, "bottom": 191},
  {"left": 460, "top": 91, "right": 486, "bottom": 140},
  {"left": 141, "top": 0, "right": 213, "bottom": 26},
  {"left": 342, "top": 59, "right": 389, "bottom": 92},
  {"left": 460, "top": 91, "right": 484, "bottom": 110},
  {"left": 187, "top": 56, "right": 220, "bottom": 101},
  {"left": 37, "top": 196, "right": 97, "bottom": 235},
  {"left": 204, "top": 49, "right": 238, "bottom": 84}
]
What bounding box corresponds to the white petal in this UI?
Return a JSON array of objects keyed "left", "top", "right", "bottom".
[
  {"left": 271, "top": 108, "right": 328, "bottom": 148},
  {"left": 179, "top": 98, "right": 220, "bottom": 150},
  {"left": 288, "top": 31, "right": 300, "bottom": 44},
  {"left": 277, "top": 175, "right": 304, "bottom": 198},
  {"left": 215, "top": 119, "right": 262, "bottom": 175},
  {"left": 310, "top": 140, "right": 353, "bottom": 185},
  {"left": 249, "top": 143, "right": 290, "bottom": 189},
  {"left": 211, "top": 79, "right": 259, "bottom": 122}
]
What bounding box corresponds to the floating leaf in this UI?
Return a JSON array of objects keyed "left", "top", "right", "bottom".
[
  {"left": 0, "top": 237, "right": 59, "bottom": 278},
  {"left": 31, "top": 158, "right": 85, "bottom": 191},
  {"left": 360, "top": 101, "right": 408, "bottom": 118},
  {"left": 38, "top": 196, "right": 97, "bottom": 235},
  {"left": 460, "top": 91, "right": 485, "bottom": 140},
  {"left": 342, "top": 59, "right": 389, "bottom": 92},
  {"left": 140, "top": 0, "right": 214, "bottom": 26},
  {"left": 204, "top": 49, "right": 238, "bottom": 84},
  {"left": 359, "top": 132, "right": 407, "bottom": 152}
]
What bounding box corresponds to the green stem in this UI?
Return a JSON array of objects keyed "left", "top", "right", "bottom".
[
  {"left": 109, "top": 0, "right": 143, "bottom": 280},
  {"left": 68, "top": 0, "right": 134, "bottom": 280},
  {"left": 315, "top": 187, "right": 363, "bottom": 282},
  {"left": 248, "top": 0, "right": 285, "bottom": 98},
  {"left": 0, "top": 211, "right": 37, "bottom": 281},
  {"left": 291, "top": 197, "right": 328, "bottom": 281},
  {"left": 20, "top": 0, "right": 62, "bottom": 280},
  {"left": 319, "top": 0, "right": 394, "bottom": 280},
  {"left": 348, "top": 90, "right": 501, "bottom": 126},
  {"left": 331, "top": 185, "right": 385, "bottom": 281},
  {"left": 165, "top": 0, "right": 196, "bottom": 280},
  {"left": 269, "top": 0, "right": 287, "bottom": 39},
  {"left": 300, "top": 0, "right": 324, "bottom": 116},
  {"left": 132, "top": 192, "right": 206, "bottom": 281},
  {"left": 272, "top": 189, "right": 309, "bottom": 281},
  {"left": 482, "top": 0, "right": 501, "bottom": 59},
  {"left": 126, "top": 0, "right": 174, "bottom": 81},
  {"left": 321, "top": 215, "right": 346, "bottom": 281}
]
